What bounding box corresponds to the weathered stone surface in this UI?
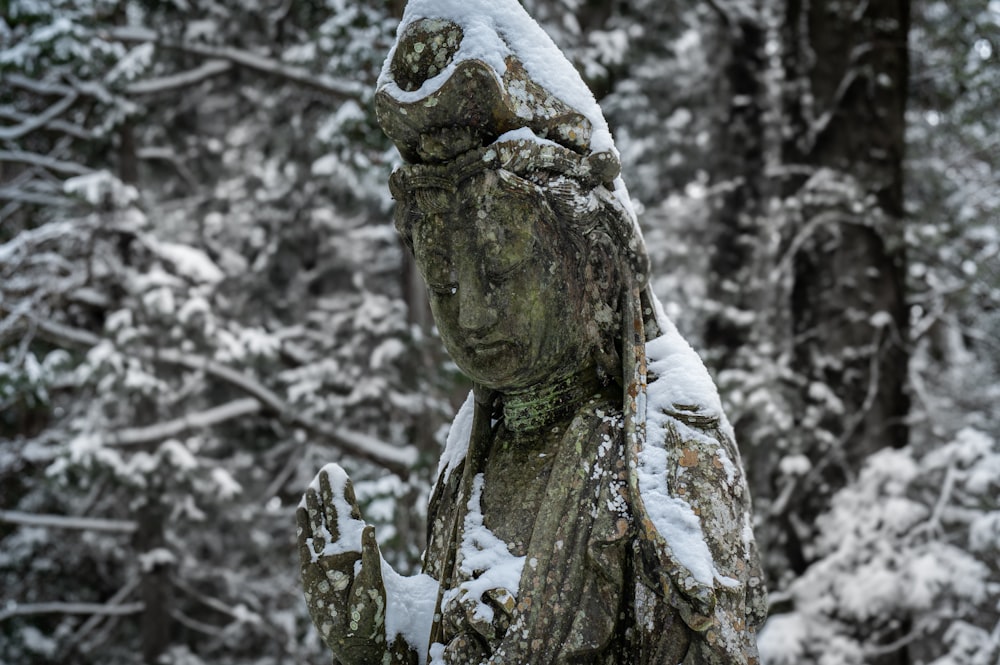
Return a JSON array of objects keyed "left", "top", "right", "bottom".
[{"left": 299, "top": 4, "right": 766, "bottom": 664}]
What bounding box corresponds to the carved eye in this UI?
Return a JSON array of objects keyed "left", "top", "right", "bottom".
[
  {"left": 484, "top": 227, "right": 534, "bottom": 282},
  {"left": 428, "top": 269, "right": 459, "bottom": 297},
  {"left": 420, "top": 253, "right": 458, "bottom": 296},
  {"left": 412, "top": 216, "right": 458, "bottom": 296}
]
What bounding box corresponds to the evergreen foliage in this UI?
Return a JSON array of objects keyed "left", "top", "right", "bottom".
[{"left": 1, "top": 1, "right": 997, "bottom": 663}]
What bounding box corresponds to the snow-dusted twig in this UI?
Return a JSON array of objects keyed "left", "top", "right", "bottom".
[
  {"left": 0, "top": 509, "right": 137, "bottom": 534},
  {"left": 127, "top": 59, "right": 232, "bottom": 95},
  {"left": 770, "top": 210, "right": 854, "bottom": 285},
  {"left": 136, "top": 146, "right": 198, "bottom": 191},
  {"left": 24, "top": 311, "right": 102, "bottom": 348},
  {"left": 60, "top": 579, "right": 139, "bottom": 657},
  {"left": 0, "top": 186, "right": 74, "bottom": 207},
  {"left": 832, "top": 324, "right": 885, "bottom": 468},
  {"left": 170, "top": 608, "right": 226, "bottom": 637},
  {"left": 768, "top": 474, "right": 799, "bottom": 518},
  {"left": 862, "top": 619, "right": 929, "bottom": 657},
  {"left": 0, "top": 91, "right": 79, "bottom": 141},
  {"left": 109, "top": 26, "right": 365, "bottom": 99},
  {"left": 145, "top": 349, "right": 419, "bottom": 473},
  {"left": 0, "top": 149, "right": 93, "bottom": 176},
  {"left": 6, "top": 73, "right": 76, "bottom": 98},
  {"left": 905, "top": 463, "right": 957, "bottom": 545},
  {"left": 23, "top": 315, "right": 418, "bottom": 474},
  {"left": 108, "top": 398, "right": 261, "bottom": 446},
  {"left": 259, "top": 442, "right": 303, "bottom": 503},
  {"left": 802, "top": 43, "right": 873, "bottom": 152},
  {"left": 0, "top": 601, "right": 144, "bottom": 623},
  {"left": 173, "top": 577, "right": 258, "bottom": 624},
  {"left": 0, "top": 107, "right": 94, "bottom": 140}
]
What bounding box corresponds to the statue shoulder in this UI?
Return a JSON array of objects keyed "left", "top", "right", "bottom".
[{"left": 630, "top": 401, "right": 768, "bottom": 660}]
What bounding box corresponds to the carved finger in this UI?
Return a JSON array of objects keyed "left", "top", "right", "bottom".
[
  {"left": 343, "top": 477, "right": 363, "bottom": 521},
  {"left": 346, "top": 526, "right": 386, "bottom": 639},
  {"left": 317, "top": 469, "right": 342, "bottom": 543},
  {"left": 305, "top": 488, "right": 328, "bottom": 555},
  {"left": 295, "top": 505, "right": 316, "bottom": 566},
  {"left": 355, "top": 526, "right": 384, "bottom": 595}
]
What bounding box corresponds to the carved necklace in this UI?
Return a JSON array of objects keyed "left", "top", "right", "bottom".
[{"left": 501, "top": 366, "right": 602, "bottom": 433}]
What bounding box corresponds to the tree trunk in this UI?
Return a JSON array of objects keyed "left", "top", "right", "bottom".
[
  {"left": 133, "top": 499, "right": 173, "bottom": 664},
  {"left": 777, "top": 2, "right": 910, "bottom": 655},
  {"left": 704, "top": 6, "right": 767, "bottom": 366}
]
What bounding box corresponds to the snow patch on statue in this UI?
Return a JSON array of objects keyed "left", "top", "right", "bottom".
[
  {"left": 442, "top": 473, "right": 525, "bottom": 624},
  {"left": 638, "top": 293, "right": 738, "bottom": 588}
]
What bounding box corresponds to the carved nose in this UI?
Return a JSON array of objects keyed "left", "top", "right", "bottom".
[{"left": 458, "top": 275, "right": 498, "bottom": 332}]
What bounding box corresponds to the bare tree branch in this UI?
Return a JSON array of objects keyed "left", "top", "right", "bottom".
[
  {"left": 127, "top": 59, "right": 232, "bottom": 95},
  {"left": 0, "top": 601, "right": 144, "bottom": 623},
  {"left": 109, "top": 26, "right": 365, "bottom": 100},
  {"left": 0, "top": 510, "right": 137, "bottom": 534}
]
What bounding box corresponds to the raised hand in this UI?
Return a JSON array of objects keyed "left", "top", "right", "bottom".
[{"left": 296, "top": 464, "right": 388, "bottom": 664}]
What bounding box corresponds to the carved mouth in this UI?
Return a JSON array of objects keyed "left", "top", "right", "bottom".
[{"left": 467, "top": 339, "right": 513, "bottom": 358}]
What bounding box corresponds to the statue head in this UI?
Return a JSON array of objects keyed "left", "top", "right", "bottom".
[{"left": 375, "top": 12, "right": 652, "bottom": 393}]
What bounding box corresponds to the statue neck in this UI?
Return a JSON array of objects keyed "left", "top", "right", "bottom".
[{"left": 501, "top": 366, "right": 601, "bottom": 433}]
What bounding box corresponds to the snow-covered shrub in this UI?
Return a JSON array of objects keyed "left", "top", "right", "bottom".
[{"left": 759, "top": 428, "right": 1000, "bottom": 665}]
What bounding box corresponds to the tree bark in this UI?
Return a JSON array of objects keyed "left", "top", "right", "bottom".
[
  {"left": 777, "top": 2, "right": 910, "bottom": 650},
  {"left": 133, "top": 499, "right": 173, "bottom": 665}
]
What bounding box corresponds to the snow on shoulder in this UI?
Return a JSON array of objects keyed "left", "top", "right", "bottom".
[{"left": 636, "top": 294, "right": 733, "bottom": 588}]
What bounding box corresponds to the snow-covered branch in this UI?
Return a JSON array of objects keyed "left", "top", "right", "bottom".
[
  {"left": 0, "top": 91, "right": 79, "bottom": 141},
  {"left": 0, "top": 510, "right": 137, "bottom": 534},
  {"left": 174, "top": 577, "right": 258, "bottom": 624},
  {"left": 24, "top": 317, "right": 418, "bottom": 474},
  {"left": 170, "top": 609, "right": 225, "bottom": 637},
  {"left": 0, "top": 186, "right": 74, "bottom": 207},
  {"left": 136, "top": 147, "right": 198, "bottom": 191},
  {"left": 0, "top": 149, "right": 93, "bottom": 176},
  {"left": 63, "top": 580, "right": 140, "bottom": 655},
  {"left": 108, "top": 398, "right": 262, "bottom": 447},
  {"left": 5, "top": 73, "right": 77, "bottom": 98},
  {"left": 109, "top": 27, "right": 365, "bottom": 100},
  {"left": 144, "top": 350, "right": 419, "bottom": 473},
  {"left": 0, "top": 601, "right": 144, "bottom": 623},
  {"left": 0, "top": 107, "right": 94, "bottom": 140},
  {"left": 127, "top": 60, "right": 232, "bottom": 95}
]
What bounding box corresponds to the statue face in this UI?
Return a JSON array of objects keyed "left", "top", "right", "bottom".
[{"left": 411, "top": 172, "right": 593, "bottom": 391}]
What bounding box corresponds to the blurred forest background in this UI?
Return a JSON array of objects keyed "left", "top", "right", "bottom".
[{"left": 1, "top": 0, "right": 997, "bottom": 664}]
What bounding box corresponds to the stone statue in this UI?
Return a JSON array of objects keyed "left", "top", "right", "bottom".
[{"left": 296, "top": 2, "right": 767, "bottom": 663}]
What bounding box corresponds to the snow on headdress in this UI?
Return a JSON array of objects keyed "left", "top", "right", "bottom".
[{"left": 374, "top": 0, "right": 650, "bottom": 287}]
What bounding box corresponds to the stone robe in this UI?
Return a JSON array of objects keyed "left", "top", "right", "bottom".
[{"left": 419, "top": 382, "right": 766, "bottom": 664}]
